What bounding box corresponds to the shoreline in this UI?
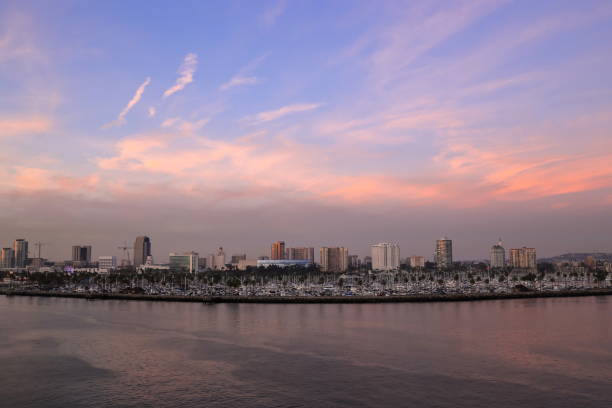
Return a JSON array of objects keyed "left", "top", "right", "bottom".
[{"left": 1, "top": 288, "right": 611, "bottom": 304}]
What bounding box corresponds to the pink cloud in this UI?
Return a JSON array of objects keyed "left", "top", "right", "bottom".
[{"left": 0, "top": 117, "right": 52, "bottom": 135}]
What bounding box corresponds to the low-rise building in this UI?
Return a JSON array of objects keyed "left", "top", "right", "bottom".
[{"left": 169, "top": 252, "right": 199, "bottom": 273}]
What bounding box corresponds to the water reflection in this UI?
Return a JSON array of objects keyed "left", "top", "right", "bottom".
[{"left": 0, "top": 296, "right": 610, "bottom": 407}]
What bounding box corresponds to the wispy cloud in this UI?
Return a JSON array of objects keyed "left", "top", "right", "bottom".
[
  {"left": 161, "top": 117, "right": 209, "bottom": 133},
  {"left": 103, "top": 77, "right": 151, "bottom": 128},
  {"left": 248, "top": 103, "right": 321, "bottom": 124},
  {"left": 260, "top": 0, "right": 287, "bottom": 27},
  {"left": 220, "top": 53, "right": 268, "bottom": 91},
  {"left": 163, "top": 53, "right": 198, "bottom": 98},
  {"left": 148, "top": 106, "right": 156, "bottom": 117},
  {"left": 220, "top": 76, "right": 260, "bottom": 91}
]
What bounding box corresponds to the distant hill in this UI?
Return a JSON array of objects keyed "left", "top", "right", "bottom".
[{"left": 540, "top": 253, "right": 612, "bottom": 263}]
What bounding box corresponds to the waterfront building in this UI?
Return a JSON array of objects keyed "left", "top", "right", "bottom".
[
  {"left": 13, "top": 239, "right": 28, "bottom": 268},
  {"left": 320, "top": 247, "right": 349, "bottom": 273},
  {"left": 435, "top": 237, "right": 453, "bottom": 269},
  {"left": 169, "top": 252, "right": 199, "bottom": 273},
  {"left": 231, "top": 254, "right": 247, "bottom": 264},
  {"left": 409, "top": 256, "right": 425, "bottom": 268},
  {"left": 207, "top": 247, "right": 226, "bottom": 270},
  {"left": 510, "top": 247, "right": 537, "bottom": 270},
  {"left": 133, "top": 236, "right": 151, "bottom": 267},
  {"left": 288, "top": 247, "right": 315, "bottom": 262},
  {"left": 98, "top": 255, "right": 117, "bottom": 270},
  {"left": 271, "top": 241, "right": 286, "bottom": 260},
  {"left": 371, "top": 243, "right": 401, "bottom": 271},
  {"left": 490, "top": 240, "right": 506, "bottom": 269},
  {"left": 257, "top": 259, "right": 311, "bottom": 268},
  {"left": 1, "top": 248, "right": 14, "bottom": 268},
  {"left": 72, "top": 245, "right": 92, "bottom": 265}
]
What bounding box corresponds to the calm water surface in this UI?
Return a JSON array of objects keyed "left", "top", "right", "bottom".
[{"left": 0, "top": 295, "right": 610, "bottom": 407}]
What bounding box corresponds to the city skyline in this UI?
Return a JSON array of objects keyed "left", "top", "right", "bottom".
[
  {"left": 1, "top": 1, "right": 612, "bottom": 260},
  {"left": 0, "top": 233, "right": 605, "bottom": 264}
]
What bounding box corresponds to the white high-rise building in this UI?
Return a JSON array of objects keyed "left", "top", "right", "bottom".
[
  {"left": 490, "top": 240, "right": 505, "bottom": 269},
  {"left": 371, "top": 243, "right": 400, "bottom": 271},
  {"left": 207, "top": 247, "right": 227, "bottom": 270}
]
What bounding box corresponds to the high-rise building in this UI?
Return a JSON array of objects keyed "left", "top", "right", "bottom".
[
  {"left": 490, "top": 240, "right": 505, "bottom": 269},
  {"left": 208, "top": 247, "right": 226, "bottom": 270},
  {"left": 72, "top": 245, "right": 92, "bottom": 264},
  {"left": 288, "top": 247, "right": 315, "bottom": 262},
  {"left": 1, "top": 248, "right": 14, "bottom": 268},
  {"left": 435, "top": 237, "right": 452, "bottom": 269},
  {"left": 348, "top": 255, "right": 360, "bottom": 269},
  {"left": 271, "top": 241, "right": 285, "bottom": 260},
  {"left": 231, "top": 254, "right": 247, "bottom": 264},
  {"left": 133, "top": 236, "right": 151, "bottom": 267},
  {"left": 510, "top": 247, "right": 536, "bottom": 270},
  {"left": 409, "top": 256, "right": 425, "bottom": 268},
  {"left": 320, "top": 247, "right": 348, "bottom": 273},
  {"left": 215, "top": 247, "right": 226, "bottom": 269},
  {"left": 169, "top": 252, "right": 199, "bottom": 273},
  {"left": 371, "top": 243, "right": 401, "bottom": 271},
  {"left": 198, "top": 257, "right": 207, "bottom": 269},
  {"left": 13, "top": 239, "right": 28, "bottom": 268},
  {"left": 98, "top": 256, "right": 117, "bottom": 270}
]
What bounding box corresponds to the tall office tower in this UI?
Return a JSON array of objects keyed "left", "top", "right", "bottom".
[
  {"left": 348, "top": 255, "right": 360, "bottom": 269},
  {"left": 133, "top": 236, "right": 151, "bottom": 267},
  {"left": 435, "top": 237, "right": 453, "bottom": 269},
  {"left": 214, "top": 247, "right": 226, "bottom": 269},
  {"left": 409, "top": 256, "right": 425, "bottom": 268},
  {"left": 271, "top": 241, "right": 286, "bottom": 260},
  {"left": 231, "top": 254, "right": 247, "bottom": 264},
  {"left": 371, "top": 243, "right": 401, "bottom": 271},
  {"left": 169, "top": 252, "right": 199, "bottom": 273},
  {"left": 510, "top": 247, "right": 537, "bottom": 269},
  {"left": 490, "top": 240, "right": 506, "bottom": 269},
  {"left": 72, "top": 245, "right": 92, "bottom": 264},
  {"left": 1, "top": 248, "right": 14, "bottom": 268},
  {"left": 13, "top": 239, "right": 28, "bottom": 268},
  {"left": 288, "top": 247, "right": 315, "bottom": 262},
  {"left": 320, "top": 247, "right": 349, "bottom": 273}
]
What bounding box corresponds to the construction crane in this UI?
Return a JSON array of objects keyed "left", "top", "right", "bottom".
[
  {"left": 117, "top": 241, "right": 133, "bottom": 266},
  {"left": 33, "top": 242, "right": 50, "bottom": 259}
]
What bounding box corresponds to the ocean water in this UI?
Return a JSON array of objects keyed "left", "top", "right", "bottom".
[{"left": 0, "top": 295, "right": 610, "bottom": 407}]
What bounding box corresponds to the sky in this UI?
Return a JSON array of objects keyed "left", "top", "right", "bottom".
[{"left": 1, "top": 0, "right": 612, "bottom": 262}]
